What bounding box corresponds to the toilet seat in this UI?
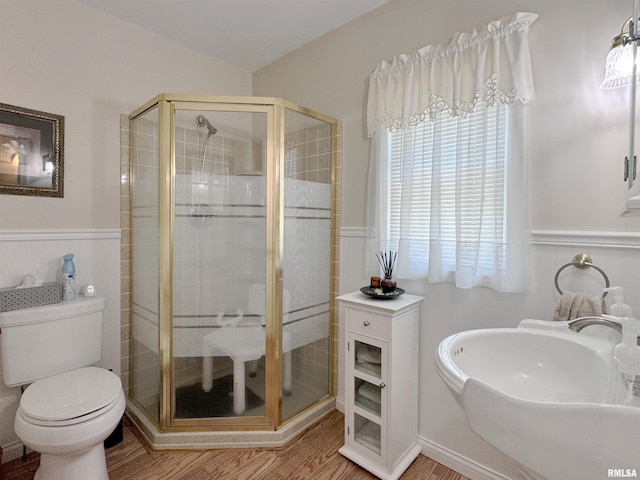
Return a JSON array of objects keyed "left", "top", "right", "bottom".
[{"left": 20, "top": 367, "right": 122, "bottom": 427}]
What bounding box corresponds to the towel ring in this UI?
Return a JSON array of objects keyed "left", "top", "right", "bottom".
[{"left": 554, "top": 253, "right": 610, "bottom": 296}]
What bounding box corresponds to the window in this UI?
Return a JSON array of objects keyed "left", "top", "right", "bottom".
[
  {"left": 366, "top": 13, "right": 535, "bottom": 292},
  {"left": 381, "top": 100, "right": 528, "bottom": 291}
]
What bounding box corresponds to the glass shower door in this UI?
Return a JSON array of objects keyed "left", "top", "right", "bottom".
[
  {"left": 129, "top": 94, "right": 336, "bottom": 435},
  {"left": 281, "top": 108, "right": 333, "bottom": 420},
  {"left": 130, "top": 106, "right": 161, "bottom": 423},
  {"left": 171, "top": 106, "right": 269, "bottom": 421}
]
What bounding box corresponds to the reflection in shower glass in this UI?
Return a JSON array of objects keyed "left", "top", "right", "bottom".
[
  {"left": 172, "top": 109, "right": 267, "bottom": 418},
  {"left": 281, "top": 108, "right": 332, "bottom": 421}
]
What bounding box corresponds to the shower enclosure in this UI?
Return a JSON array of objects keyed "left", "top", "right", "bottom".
[{"left": 127, "top": 94, "right": 337, "bottom": 434}]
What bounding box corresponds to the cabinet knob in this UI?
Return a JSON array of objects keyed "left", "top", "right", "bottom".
[
  {"left": 379, "top": 382, "right": 386, "bottom": 389},
  {"left": 363, "top": 320, "right": 370, "bottom": 326}
]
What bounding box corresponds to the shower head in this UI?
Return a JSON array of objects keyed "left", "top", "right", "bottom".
[{"left": 195, "top": 114, "right": 217, "bottom": 136}]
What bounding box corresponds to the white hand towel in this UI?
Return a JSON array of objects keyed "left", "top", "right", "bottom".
[
  {"left": 356, "top": 421, "right": 381, "bottom": 451},
  {"left": 553, "top": 291, "right": 606, "bottom": 321},
  {"left": 358, "top": 382, "right": 381, "bottom": 404},
  {"left": 356, "top": 345, "right": 381, "bottom": 364}
]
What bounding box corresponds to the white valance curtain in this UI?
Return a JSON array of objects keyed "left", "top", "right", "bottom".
[
  {"left": 367, "top": 12, "right": 537, "bottom": 135},
  {"left": 366, "top": 12, "right": 537, "bottom": 292}
]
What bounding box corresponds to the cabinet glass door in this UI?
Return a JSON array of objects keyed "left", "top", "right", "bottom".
[
  {"left": 354, "top": 412, "right": 382, "bottom": 455},
  {"left": 348, "top": 334, "right": 386, "bottom": 458},
  {"left": 354, "top": 339, "right": 382, "bottom": 378},
  {"left": 354, "top": 378, "right": 381, "bottom": 415}
]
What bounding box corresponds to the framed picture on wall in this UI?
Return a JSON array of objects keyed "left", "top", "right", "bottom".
[{"left": 0, "top": 102, "right": 64, "bottom": 197}]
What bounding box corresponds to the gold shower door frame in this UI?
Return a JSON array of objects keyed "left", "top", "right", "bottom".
[{"left": 129, "top": 94, "right": 337, "bottom": 433}]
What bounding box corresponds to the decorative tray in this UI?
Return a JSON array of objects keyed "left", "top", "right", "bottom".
[{"left": 360, "top": 286, "right": 405, "bottom": 299}]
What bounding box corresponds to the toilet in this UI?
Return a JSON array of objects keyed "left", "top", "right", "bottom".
[{"left": 0, "top": 296, "right": 125, "bottom": 480}]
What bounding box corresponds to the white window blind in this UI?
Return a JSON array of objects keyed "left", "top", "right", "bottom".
[{"left": 388, "top": 101, "right": 510, "bottom": 286}]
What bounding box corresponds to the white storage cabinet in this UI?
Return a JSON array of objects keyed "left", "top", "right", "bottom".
[{"left": 337, "top": 291, "right": 423, "bottom": 480}]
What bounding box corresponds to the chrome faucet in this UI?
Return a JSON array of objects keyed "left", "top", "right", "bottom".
[{"left": 568, "top": 316, "right": 640, "bottom": 346}]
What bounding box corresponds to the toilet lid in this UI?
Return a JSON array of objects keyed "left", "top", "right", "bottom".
[{"left": 20, "top": 367, "right": 122, "bottom": 424}]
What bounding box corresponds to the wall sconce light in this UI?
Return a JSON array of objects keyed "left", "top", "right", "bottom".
[
  {"left": 602, "top": 0, "right": 640, "bottom": 193},
  {"left": 602, "top": 18, "right": 638, "bottom": 89}
]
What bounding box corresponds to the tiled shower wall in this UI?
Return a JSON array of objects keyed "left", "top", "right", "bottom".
[{"left": 284, "top": 121, "right": 333, "bottom": 184}]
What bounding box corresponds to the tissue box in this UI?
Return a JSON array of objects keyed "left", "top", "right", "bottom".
[{"left": 0, "top": 282, "right": 63, "bottom": 312}]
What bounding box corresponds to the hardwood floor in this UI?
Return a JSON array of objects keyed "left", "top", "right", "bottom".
[{"left": 1, "top": 410, "right": 468, "bottom": 480}]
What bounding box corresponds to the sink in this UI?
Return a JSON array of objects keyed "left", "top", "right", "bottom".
[
  {"left": 435, "top": 326, "right": 612, "bottom": 404},
  {"left": 435, "top": 320, "right": 640, "bottom": 480}
]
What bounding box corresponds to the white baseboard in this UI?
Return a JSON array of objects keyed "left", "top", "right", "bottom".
[
  {"left": 418, "top": 435, "right": 511, "bottom": 480},
  {"left": 335, "top": 395, "right": 345, "bottom": 413}
]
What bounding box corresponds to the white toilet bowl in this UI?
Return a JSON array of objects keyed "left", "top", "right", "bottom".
[{"left": 14, "top": 367, "right": 125, "bottom": 480}]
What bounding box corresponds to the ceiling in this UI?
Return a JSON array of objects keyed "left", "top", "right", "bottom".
[{"left": 78, "top": 0, "right": 391, "bottom": 72}]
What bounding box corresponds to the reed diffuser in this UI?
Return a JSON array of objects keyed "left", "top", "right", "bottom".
[{"left": 376, "top": 250, "right": 397, "bottom": 293}]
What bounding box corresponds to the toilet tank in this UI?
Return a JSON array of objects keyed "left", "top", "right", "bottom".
[{"left": 0, "top": 296, "right": 105, "bottom": 387}]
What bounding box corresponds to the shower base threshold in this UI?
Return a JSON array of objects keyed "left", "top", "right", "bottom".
[{"left": 125, "top": 396, "right": 335, "bottom": 450}]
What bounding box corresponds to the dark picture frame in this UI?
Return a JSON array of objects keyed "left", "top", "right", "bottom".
[{"left": 0, "top": 103, "right": 64, "bottom": 197}]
